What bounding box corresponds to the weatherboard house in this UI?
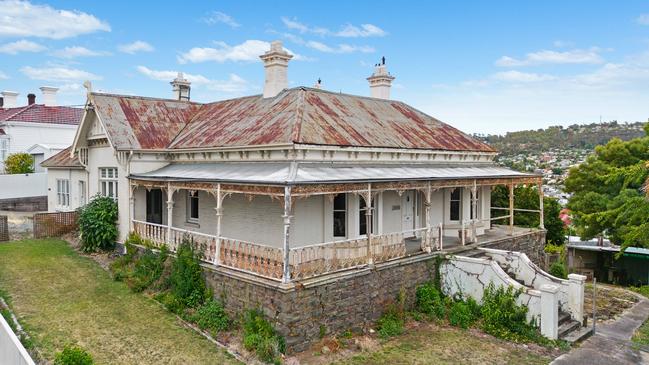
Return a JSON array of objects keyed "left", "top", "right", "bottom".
[{"left": 42, "top": 41, "right": 565, "bottom": 351}]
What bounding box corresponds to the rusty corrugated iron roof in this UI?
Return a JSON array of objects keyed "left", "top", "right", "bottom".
[
  {"left": 41, "top": 146, "right": 84, "bottom": 169},
  {"left": 91, "top": 87, "right": 494, "bottom": 153}
]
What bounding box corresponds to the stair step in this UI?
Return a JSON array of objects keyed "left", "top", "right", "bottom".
[
  {"left": 558, "top": 320, "right": 581, "bottom": 338},
  {"left": 558, "top": 311, "right": 571, "bottom": 325},
  {"left": 462, "top": 249, "right": 485, "bottom": 258},
  {"left": 560, "top": 325, "right": 593, "bottom": 343}
]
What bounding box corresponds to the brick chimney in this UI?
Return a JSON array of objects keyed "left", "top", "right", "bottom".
[
  {"left": 367, "top": 57, "right": 395, "bottom": 99},
  {"left": 27, "top": 93, "right": 36, "bottom": 105},
  {"left": 40, "top": 86, "right": 58, "bottom": 106},
  {"left": 260, "top": 40, "right": 292, "bottom": 98},
  {"left": 170, "top": 72, "right": 191, "bottom": 101},
  {"left": 1, "top": 91, "right": 18, "bottom": 108}
]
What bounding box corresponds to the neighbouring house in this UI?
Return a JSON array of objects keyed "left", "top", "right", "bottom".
[
  {"left": 43, "top": 41, "right": 587, "bottom": 350},
  {"left": 0, "top": 88, "right": 83, "bottom": 211}
]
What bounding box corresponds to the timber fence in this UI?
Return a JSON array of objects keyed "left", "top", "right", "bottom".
[
  {"left": 0, "top": 215, "right": 8, "bottom": 242},
  {"left": 33, "top": 211, "right": 78, "bottom": 238}
]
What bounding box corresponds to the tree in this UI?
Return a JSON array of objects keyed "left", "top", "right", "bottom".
[
  {"left": 491, "top": 185, "right": 565, "bottom": 245},
  {"left": 565, "top": 124, "right": 649, "bottom": 251},
  {"left": 3, "top": 152, "right": 34, "bottom": 174}
]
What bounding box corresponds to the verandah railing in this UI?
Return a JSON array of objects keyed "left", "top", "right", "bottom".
[{"left": 132, "top": 220, "right": 443, "bottom": 281}]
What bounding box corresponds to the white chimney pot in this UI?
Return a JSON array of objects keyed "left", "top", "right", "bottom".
[
  {"left": 170, "top": 72, "right": 191, "bottom": 101},
  {"left": 260, "top": 40, "right": 293, "bottom": 98},
  {"left": 367, "top": 58, "right": 395, "bottom": 100},
  {"left": 1, "top": 91, "right": 19, "bottom": 108},
  {"left": 40, "top": 86, "right": 58, "bottom": 106}
]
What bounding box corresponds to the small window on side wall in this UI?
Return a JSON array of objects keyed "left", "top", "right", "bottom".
[
  {"left": 450, "top": 188, "right": 461, "bottom": 221},
  {"left": 187, "top": 191, "right": 199, "bottom": 223}
]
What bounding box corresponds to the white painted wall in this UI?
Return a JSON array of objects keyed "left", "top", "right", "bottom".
[
  {"left": 0, "top": 313, "right": 35, "bottom": 365},
  {"left": 46, "top": 169, "right": 87, "bottom": 211},
  {"left": 0, "top": 122, "right": 77, "bottom": 171},
  {"left": 0, "top": 173, "right": 47, "bottom": 199}
]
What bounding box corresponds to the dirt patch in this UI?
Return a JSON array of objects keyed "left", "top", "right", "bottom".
[{"left": 584, "top": 283, "right": 639, "bottom": 323}]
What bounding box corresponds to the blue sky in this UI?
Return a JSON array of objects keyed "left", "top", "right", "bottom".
[{"left": 1, "top": 0, "right": 648, "bottom": 134}]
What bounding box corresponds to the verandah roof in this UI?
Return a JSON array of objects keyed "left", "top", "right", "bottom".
[{"left": 129, "top": 162, "right": 535, "bottom": 185}]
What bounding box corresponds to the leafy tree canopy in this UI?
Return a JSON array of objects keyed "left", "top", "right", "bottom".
[
  {"left": 3, "top": 152, "right": 34, "bottom": 174},
  {"left": 491, "top": 185, "right": 565, "bottom": 245},
  {"left": 564, "top": 125, "right": 649, "bottom": 251}
]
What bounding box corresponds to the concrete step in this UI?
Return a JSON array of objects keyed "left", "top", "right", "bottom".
[
  {"left": 558, "top": 311, "right": 571, "bottom": 326},
  {"left": 558, "top": 320, "right": 581, "bottom": 339},
  {"left": 560, "top": 325, "right": 593, "bottom": 343}
]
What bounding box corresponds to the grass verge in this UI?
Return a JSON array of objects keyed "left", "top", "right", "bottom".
[{"left": 0, "top": 239, "right": 240, "bottom": 365}]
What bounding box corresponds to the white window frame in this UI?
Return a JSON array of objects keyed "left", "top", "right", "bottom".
[
  {"left": 0, "top": 136, "right": 9, "bottom": 164},
  {"left": 79, "top": 180, "right": 86, "bottom": 206},
  {"left": 56, "top": 179, "right": 70, "bottom": 208},
  {"left": 449, "top": 188, "right": 462, "bottom": 222},
  {"left": 186, "top": 190, "right": 199, "bottom": 224},
  {"left": 333, "top": 193, "right": 347, "bottom": 238},
  {"left": 99, "top": 167, "right": 118, "bottom": 200}
]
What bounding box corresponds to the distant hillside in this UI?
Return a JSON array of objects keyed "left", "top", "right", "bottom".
[{"left": 474, "top": 121, "right": 647, "bottom": 156}]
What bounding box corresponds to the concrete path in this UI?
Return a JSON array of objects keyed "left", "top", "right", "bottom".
[{"left": 552, "top": 296, "right": 649, "bottom": 365}]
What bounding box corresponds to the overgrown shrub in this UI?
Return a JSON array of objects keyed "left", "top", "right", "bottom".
[
  {"left": 376, "top": 305, "right": 404, "bottom": 338},
  {"left": 169, "top": 240, "right": 209, "bottom": 309},
  {"left": 480, "top": 284, "right": 537, "bottom": 342},
  {"left": 448, "top": 300, "right": 477, "bottom": 329},
  {"left": 54, "top": 345, "right": 94, "bottom": 365},
  {"left": 549, "top": 261, "right": 568, "bottom": 279},
  {"left": 3, "top": 152, "right": 34, "bottom": 174},
  {"left": 127, "top": 246, "right": 168, "bottom": 292},
  {"left": 189, "top": 299, "right": 230, "bottom": 335},
  {"left": 78, "top": 195, "right": 118, "bottom": 252},
  {"left": 415, "top": 281, "right": 445, "bottom": 319},
  {"left": 242, "top": 309, "right": 285, "bottom": 364}
]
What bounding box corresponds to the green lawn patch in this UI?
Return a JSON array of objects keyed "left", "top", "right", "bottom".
[{"left": 0, "top": 239, "right": 239, "bottom": 365}]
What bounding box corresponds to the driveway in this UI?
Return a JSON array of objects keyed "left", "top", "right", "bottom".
[{"left": 552, "top": 295, "right": 649, "bottom": 365}]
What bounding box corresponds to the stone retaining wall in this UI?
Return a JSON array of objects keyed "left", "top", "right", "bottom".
[
  {"left": 199, "top": 230, "right": 546, "bottom": 353},
  {"left": 481, "top": 230, "right": 546, "bottom": 266}
]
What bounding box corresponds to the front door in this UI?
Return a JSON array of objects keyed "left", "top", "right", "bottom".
[
  {"left": 146, "top": 189, "right": 163, "bottom": 224},
  {"left": 401, "top": 191, "right": 415, "bottom": 236}
]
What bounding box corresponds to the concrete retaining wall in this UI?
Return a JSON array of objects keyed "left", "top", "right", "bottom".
[{"left": 0, "top": 313, "right": 35, "bottom": 365}]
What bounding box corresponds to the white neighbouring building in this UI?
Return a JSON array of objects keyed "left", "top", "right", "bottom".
[{"left": 42, "top": 41, "right": 586, "bottom": 351}]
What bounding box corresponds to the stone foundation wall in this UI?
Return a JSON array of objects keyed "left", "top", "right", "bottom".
[{"left": 201, "top": 230, "right": 545, "bottom": 354}]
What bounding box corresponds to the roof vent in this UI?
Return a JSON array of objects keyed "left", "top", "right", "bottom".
[{"left": 171, "top": 72, "right": 191, "bottom": 101}]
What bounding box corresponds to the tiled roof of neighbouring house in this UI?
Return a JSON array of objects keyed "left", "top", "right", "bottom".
[
  {"left": 0, "top": 104, "right": 83, "bottom": 125},
  {"left": 41, "top": 146, "right": 84, "bottom": 169},
  {"left": 89, "top": 87, "right": 495, "bottom": 153}
]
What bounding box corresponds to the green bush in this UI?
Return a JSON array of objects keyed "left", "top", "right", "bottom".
[
  {"left": 169, "top": 240, "right": 208, "bottom": 309},
  {"left": 480, "top": 284, "right": 538, "bottom": 342},
  {"left": 127, "top": 246, "right": 168, "bottom": 292},
  {"left": 549, "top": 261, "right": 568, "bottom": 279},
  {"left": 630, "top": 285, "right": 649, "bottom": 299},
  {"left": 155, "top": 292, "right": 185, "bottom": 315},
  {"left": 448, "top": 300, "right": 477, "bottom": 329},
  {"left": 3, "top": 152, "right": 34, "bottom": 174},
  {"left": 189, "top": 299, "right": 230, "bottom": 335},
  {"left": 376, "top": 306, "right": 404, "bottom": 338},
  {"left": 415, "top": 282, "right": 445, "bottom": 319},
  {"left": 78, "top": 195, "right": 118, "bottom": 252},
  {"left": 242, "top": 309, "right": 285, "bottom": 364},
  {"left": 54, "top": 345, "right": 94, "bottom": 365}
]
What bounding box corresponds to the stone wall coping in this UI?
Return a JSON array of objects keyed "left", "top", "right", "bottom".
[
  {"left": 568, "top": 273, "right": 587, "bottom": 283},
  {"left": 540, "top": 284, "right": 560, "bottom": 294}
]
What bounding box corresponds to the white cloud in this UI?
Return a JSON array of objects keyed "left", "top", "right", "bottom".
[
  {"left": 0, "top": 0, "right": 110, "bottom": 39},
  {"left": 492, "top": 70, "right": 556, "bottom": 82},
  {"left": 637, "top": 14, "right": 649, "bottom": 25},
  {"left": 496, "top": 48, "right": 604, "bottom": 67},
  {"left": 21, "top": 66, "right": 102, "bottom": 81},
  {"left": 51, "top": 46, "right": 107, "bottom": 58},
  {"left": 118, "top": 41, "right": 154, "bottom": 54},
  {"left": 202, "top": 11, "right": 240, "bottom": 28},
  {"left": 178, "top": 39, "right": 304, "bottom": 63},
  {"left": 280, "top": 17, "right": 386, "bottom": 38},
  {"left": 0, "top": 39, "right": 46, "bottom": 54},
  {"left": 306, "top": 41, "right": 374, "bottom": 54},
  {"left": 136, "top": 66, "right": 249, "bottom": 93}
]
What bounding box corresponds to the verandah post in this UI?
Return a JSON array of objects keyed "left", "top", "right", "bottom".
[
  {"left": 538, "top": 179, "right": 545, "bottom": 230},
  {"left": 423, "top": 181, "right": 432, "bottom": 253},
  {"left": 282, "top": 185, "right": 293, "bottom": 284},
  {"left": 365, "top": 183, "right": 374, "bottom": 265},
  {"left": 508, "top": 181, "right": 514, "bottom": 236},
  {"left": 166, "top": 182, "right": 174, "bottom": 246},
  {"left": 471, "top": 179, "right": 478, "bottom": 243},
  {"left": 214, "top": 183, "right": 223, "bottom": 266}
]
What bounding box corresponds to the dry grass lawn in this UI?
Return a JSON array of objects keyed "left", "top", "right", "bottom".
[{"left": 0, "top": 239, "right": 240, "bottom": 365}]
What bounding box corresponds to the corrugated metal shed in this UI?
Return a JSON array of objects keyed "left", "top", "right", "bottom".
[
  {"left": 91, "top": 87, "right": 494, "bottom": 153},
  {"left": 131, "top": 163, "right": 532, "bottom": 184}
]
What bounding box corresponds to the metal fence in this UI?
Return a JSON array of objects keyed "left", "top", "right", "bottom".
[
  {"left": 33, "top": 211, "right": 78, "bottom": 238},
  {"left": 0, "top": 216, "right": 8, "bottom": 242}
]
